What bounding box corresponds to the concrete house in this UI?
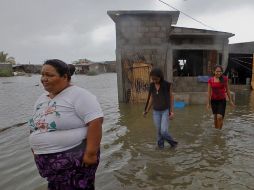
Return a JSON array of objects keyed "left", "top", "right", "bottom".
[{"left": 108, "top": 10, "right": 234, "bottom": 104}]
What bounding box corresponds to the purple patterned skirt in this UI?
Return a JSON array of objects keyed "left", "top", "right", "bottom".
[{"left": 34, "top": 141, "right": 100, "bottom": 190}]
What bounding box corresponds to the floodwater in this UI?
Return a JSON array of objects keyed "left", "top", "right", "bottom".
[{"left": 0, "top": 74, "right": 254, "bottom": 190}]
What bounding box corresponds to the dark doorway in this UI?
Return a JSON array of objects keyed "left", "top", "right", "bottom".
[
  {"left": 173, "top": 50, "right": 219, "bottom": 76},
  {"left": 227, "top": 54, "right": 253, "bottom": 84}
]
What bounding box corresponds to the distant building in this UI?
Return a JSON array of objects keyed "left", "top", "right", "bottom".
[
  {"left": 12, "top": 64, "right": 42, "bottom": 74},
  {"left": 74, "top": 61, "right": 116, "bottom": 74},
  {"left": 89, "top": 62, "right": 106, "bottom": 74},
  {"left": 104, "top": 61, "right": 116, "bottom": 72},
  {"left": 74, "top": 64, "right": 90, "bottom": 74},
  {"left": 228, "top": 42, "right": 254, "bottom": 85}
]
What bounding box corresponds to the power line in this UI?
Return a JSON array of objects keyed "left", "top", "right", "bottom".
[
  {"left": 230, "top": 56, "right": 253, "bottom": 59},
  {"left": 231, "top": 57, "right": 252, "bottom": 65},
  {"left": 231, "top": 59, "right": 252, "bottom": 72},
  {"left": 157, "top": 0, "right": 216, "bottom": 30}
]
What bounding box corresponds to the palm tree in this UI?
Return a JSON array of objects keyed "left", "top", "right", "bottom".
[{"left": 0, "top": 51, "right": 16, "bottom": 64}]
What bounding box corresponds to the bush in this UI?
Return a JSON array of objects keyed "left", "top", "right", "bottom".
[{"left": 0, "top": 69, "right": 13, "bottom": 77}]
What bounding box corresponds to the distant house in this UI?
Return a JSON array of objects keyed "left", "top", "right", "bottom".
[
  {"left": 104, "top": 61, "right": 116, "bottom": 72},
  {"left": 89, "top": 62, "right": 106, "bottom": 74},
  {"left": 228, "top": 42, "right": 254, "bottom": 85},
  {"left": 12, "top": 64, "right": 42, "bottom": 74},
  {"left": 74, "top": 64, "right": 90, "bottom": 74},
  {"left": 74, "top": 61, "right": 116, "bottom": 74}
]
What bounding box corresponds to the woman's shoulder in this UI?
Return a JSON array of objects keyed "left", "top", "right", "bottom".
[
  {"left": 208, "top": 76, "right": 213, "bottom": 83},
  {"left": 36, "top": 92, "right": 48, "bottom": 102},
  {"left": 61, "top": 86, "right": 98, "bottom": 105},
  {"left": 33, "top": 93, "right": 49, "bottom": 108},
  {"left": 223, "top": 75, "right": 228, "bottom": 80},
  {"left": 163, "top": 80, "right": 171, "bottom": 87},
  {"left": 68, "top": 85, "right": 95, "bottom": 97},
  {"left": 149, "top": 82, "right": 155, "bottom": 87},
  {"left": 161, "top": 80, "right": 171, "bottom": 91}
]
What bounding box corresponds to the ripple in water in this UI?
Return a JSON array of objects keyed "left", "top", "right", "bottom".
[{"left": 0, "top": 74, "right": 254, "bottom": 190}]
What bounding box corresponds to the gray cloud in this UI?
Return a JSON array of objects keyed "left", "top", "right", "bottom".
[
  {"left": 0, "top": 0, "right": 157, "bottom": 64},
  {"left": 0, "top": 0, "right": 254, "bottom": 64},
  {"left": 177, "top": 0, "right": 254, "bottom": 16}
]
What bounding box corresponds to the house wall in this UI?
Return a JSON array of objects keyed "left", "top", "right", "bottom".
[
  {"left": 104, "top": 62, "right": 116, "bottom": 72},
  {"left": 114, "top": 14, "right": 173, "bottom": 102},
  {"left": 109, "top": 11, "right": 232, "bottom": 103},
  {"left": 173, "top": 77, "right": 207, "bottom": 92},
  {"left": 89, "top": 64, "right": 107, "bottom": 73},
  {"left": 174, "top": 91, "right": 234, "bottom": 105},
  {"left": 173, "top": 77, "right": 236, "bottom": 104}
]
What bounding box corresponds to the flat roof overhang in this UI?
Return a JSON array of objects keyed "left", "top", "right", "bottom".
[
  {"left": 170, "top": 26, "right": 234, "bottom": 39},
  {"left": 107, "top": 10, "right": 180, "bottom": 24}
]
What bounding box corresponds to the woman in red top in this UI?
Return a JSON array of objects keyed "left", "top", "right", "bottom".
[{"left": 207, "top": 65, "right": 235, "bottom": 129}]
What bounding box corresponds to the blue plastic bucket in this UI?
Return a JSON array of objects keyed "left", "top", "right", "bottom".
[{"left": 174, "top": 101, "right": 186, "bottom": 108}]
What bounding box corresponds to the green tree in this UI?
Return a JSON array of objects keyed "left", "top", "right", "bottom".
[{"left": 0, "top": 51, "right": 16, "bottom": 64}]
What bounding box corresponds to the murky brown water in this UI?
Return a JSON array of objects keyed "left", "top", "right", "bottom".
[{"left": 0, "top": 74, "right": 254, "bottom": 190}]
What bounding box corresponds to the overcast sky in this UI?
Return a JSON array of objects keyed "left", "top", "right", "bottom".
[{"left": 1, "top": 0, "right": 254, "bottom": 64}]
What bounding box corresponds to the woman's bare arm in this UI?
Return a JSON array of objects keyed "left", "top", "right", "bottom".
[{"left": 83, "top": 117, "right": 103, "bottom": 165}]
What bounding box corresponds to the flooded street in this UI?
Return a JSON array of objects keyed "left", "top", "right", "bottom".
[{"left": 0, "top": 74, "right": 254, "bottom": 190}]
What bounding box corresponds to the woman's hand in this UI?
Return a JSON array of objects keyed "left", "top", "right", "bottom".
[
  {"left": 83, "top": 117, "right": 102, "bottom": 167},
  {"left": 206, "top": 103, "right": 210, "bottom": 111},
  {"left": 143, "top": 111, "right": 148, "bottom": 118},
  {"left": 229, "top": 100, "right": 236, "bottom": 108},
  {"left": 31, "top": 148, "right": 35, "bottom": 156},
  {"left": 169, "top": 112, "right": 174, "bottom": 120},
  {"left": 82, "top": 152, "right": 97, "bottom": 166}
]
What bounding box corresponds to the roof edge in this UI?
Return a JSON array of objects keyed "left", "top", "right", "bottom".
[
  {"left": 171, "top": 26, "right": 235, "bottom": 38},
  {"left": 107, "top": 10, "right": 180, "bottom": 24}
]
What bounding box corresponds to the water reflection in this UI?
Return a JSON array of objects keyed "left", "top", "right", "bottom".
[
  {"left": 105, "top": 97, "right": 254, "bottom": 189},
  {"left": 250, "top": 90, "right": 254, "bottom": 111},
  {"left": 0, "top": 75, "right": 254, "bottom": 190}
]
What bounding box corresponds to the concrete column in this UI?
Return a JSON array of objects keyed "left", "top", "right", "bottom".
[
  {"left": 165, "top": 45, "right": 173, "bottom": 82},
  {"left": 115, "top": 48, "right": 124, "bottom": 102},
  {"left": 222, "top": 39, "right": 229, "bottom": 71},
  {"left": 108, "top": 11, "right": 179, "bottom": 102}
]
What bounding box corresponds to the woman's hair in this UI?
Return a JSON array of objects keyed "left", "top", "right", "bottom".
[
  {"left": 213, "top": 65, "right": 224, "bottom": 83},
  {"left": 43, "top": 59, "right": 75, "bottom": 81},
  {"left": 150, "top": 67, "right": 164, "bottom": 82},
  {"left": 68, "top": 64, "right": 76, "bottom": 76}
]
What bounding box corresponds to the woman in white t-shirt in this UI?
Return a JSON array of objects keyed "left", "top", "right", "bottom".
[{"left": 28, "top": 59, "right": 103, "bottom": 190}]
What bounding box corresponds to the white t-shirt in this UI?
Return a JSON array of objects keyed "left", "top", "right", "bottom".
[{"left": 28, "top": 85, "right": 103, "bottom": 154}]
